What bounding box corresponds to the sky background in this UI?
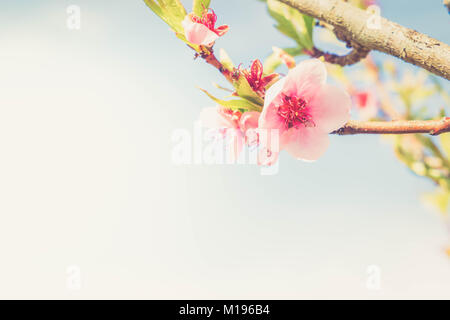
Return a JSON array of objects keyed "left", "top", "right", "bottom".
[{"left": 0, "top": 0, "right": 449, "bottom": 299}]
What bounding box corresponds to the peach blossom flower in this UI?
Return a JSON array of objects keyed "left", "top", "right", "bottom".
[
  {"left": 259, "top": 59, "right": 351, "bottom": 161},
  {"left": 241, "top": 60, "right": 278, "bottom": 97},
  {"left": 200, "top": 106, "right": 259, "bottom": 161},
  {"left": 182, "top": 9, "right": 229, "bottom": 47},
  {"left": 352, "top": 90, "right": 378, "bottom": 120}
]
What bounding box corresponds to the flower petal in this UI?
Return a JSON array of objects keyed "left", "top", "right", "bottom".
[
  {"left": 215, "top": 25, "right": 229, "bottom": 37},
  {"left": 283, "top": 59, "right": 327, "bottom": 100},
  {"left": 259, "top": 77, "right": 285, "bottom": 131},
  {"left": 282, "top": 126, "right": 330, "bottom": 161},
  {"left": 239, "top": 111, "right": 259, "bottom": 131},
  {"left": 264, "top": 77, "right": 285, "bottom": 108},
  {"left": 182, "top": 16, "right": 219, "bottom": 46},
  {"left": 309, "top": 84, "right": 351, "bottom": 132}
]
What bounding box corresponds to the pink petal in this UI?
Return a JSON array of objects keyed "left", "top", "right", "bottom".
[
  {"left": 258, "top": 78, "right": 286, "bottom": 132},
  {"left": 239, "top": 111, "right": 259, "bottom": 131},
  {"left": 182, "top": 16, "right": 219, "bottom": 46},
  {"left": 309, "top": 84, "right": 351, "bottom": 132},
  {"left": 215, "top": 25, "right": 229, "bottom": 37},
  {"left": 264, "top": 77, "right": 285, "bottom": 108},
  {"left": 281, "top": 126, "right": 330, "bottom": 161},
  {"left": 282, "top": 59, "right": 327, "bottom": 100},
  {"left": 199, "top": 107, "right": 233, "bottom": 128}
]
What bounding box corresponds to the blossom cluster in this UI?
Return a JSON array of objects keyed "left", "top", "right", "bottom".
[{"left": 183, "top": 7, "right": 352, "bottom": 163}]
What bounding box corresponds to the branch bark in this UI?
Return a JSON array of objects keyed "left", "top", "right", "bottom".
[
  {"left": 333, "top": 118, "right": 450, "bottom": 136},
  {"left": 304, "top": 46, "right": 370, "bottom": 66},
  {"left": 196, "top": 48, "right": 235, "bottom": 84},
  {"left": 280, "top": 0, "right": 450, "bottom": 81}
]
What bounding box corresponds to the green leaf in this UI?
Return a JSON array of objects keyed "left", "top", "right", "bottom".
[
  {"left": 143, "top": 0, "right": 170, "bottom": 25},
  {"left": 199, "top": 88, "right": 262, "bottom": 112},
  {"left": 143, "top": 0, "right": 186, "bottom": 34},
  {"left": 267, "top": 0, "right": 314, "bottom": 50},
  {"left": 219, "top": 48, "right": 234, "bottom": 72},
  {"left": 158, "top": 0, "right": 186, "bottom": 19},
  {"left": 158, "top": 0, "right": 186, "bottom": 33},
  {"left": 193, "top": 0, "right": 211, "bottom": 17},
  {"left": 233, "top": 76, "right": 265, "bottom": 107}
]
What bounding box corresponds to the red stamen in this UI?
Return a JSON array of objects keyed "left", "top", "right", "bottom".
[
  {"left": 277, "top": 95, "right": 315, "bottom": 129},
  {"left": 243, "top": 60, "right": 276, "bottom": 96},
  {"left": 192, "top": 8, "right": 228, "bottom": 36}
]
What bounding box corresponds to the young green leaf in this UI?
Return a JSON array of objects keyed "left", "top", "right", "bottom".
[
  {"left": 266, "top": 0, "right": 314, "bottom": 50},
  {"left": 199, "top": 88, "right": 262, "bottom": 112},
  {"left": 233, "top": 76, "right": 265, "bottom": 107},
  {"left": 143, "top": 0, "right": 171, "bottom": 25},
  {"left": 143, "top": 0, "right": 186, "bottom": 34},
  {"left": 219, "top": 49, "right": 234, "bottom": 71},
  {"left": 193, "top": 0, "right": 211, "bottom": 17},
  {"left": 219, "top": 48, "right": 235, "bottom": 72}
]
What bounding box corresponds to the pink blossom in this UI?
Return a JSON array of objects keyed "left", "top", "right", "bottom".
[
  {"left": 352, "top": 90, "right": 378, "bottom": 120},
  {"left": 259, "top": 59, "right": 351, "bottom": 161},
  {"left": 182, "top": 9, "right": 229, "bottom": 47},
  {"left": 241, "top": 60, "right": 278, "bottom": 97},
  {"left": 199, "top": 106, "right": 259, "bottom": 161}
]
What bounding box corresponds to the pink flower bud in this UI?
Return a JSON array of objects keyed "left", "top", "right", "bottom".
[{"left": 182, "top": 9, "right": 229, "bottom": 47}]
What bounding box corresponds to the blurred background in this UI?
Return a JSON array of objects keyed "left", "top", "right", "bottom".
[{"left": 0, "top": 0, "right": 449, "bottom": 299}]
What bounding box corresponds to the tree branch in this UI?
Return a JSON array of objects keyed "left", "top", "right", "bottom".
[
  {"left": 333, "top": 118, "right": 450, "bottom": 136},
  {"left": 200, "top": 50, "right": 234, "bottom": 84},
  {"left": 280, "top": 0, "right": 450, "bottom": 81},
  {"left": 304, "top": 46, "right": 370, "bottom": 66}
]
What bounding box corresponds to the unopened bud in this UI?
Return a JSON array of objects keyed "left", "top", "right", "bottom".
[{"left": 272, "top": 47, "right": 296, "bottom": 69}]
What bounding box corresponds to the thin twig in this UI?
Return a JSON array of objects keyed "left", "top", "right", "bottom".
[
  {"left": 333, "top": 119, "right": 450, "bottom": 135},
  {"left": 197, "top": 48, "right": 234, "bottom": 84},
  {"left": 304, "top": 46, "right": 370, "bottom": 66}
]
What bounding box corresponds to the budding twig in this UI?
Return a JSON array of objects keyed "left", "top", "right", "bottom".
[
  {"left": 333, "top": 118, "right": 450, "bottom": 136},
  {"left": 192, "top": 42, "right": 450, "bottom": 138},
  {"left": 198, "top": 48, "right": 234, "bottom": 84}
]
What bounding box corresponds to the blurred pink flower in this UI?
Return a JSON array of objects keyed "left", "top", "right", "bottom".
[
  {"left": 200, "top": 106, "right": 259, "bottom": 161},
  {"left": 352, "top": 90, "right": 378, "bottom": 120},
  {"left": 259, "top": 59, "right": 351, "bottom": 161},
  {"left": 182, "top": 9, "right": 229, "bottom": 46}
]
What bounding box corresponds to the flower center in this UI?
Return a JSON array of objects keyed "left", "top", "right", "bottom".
[
  {"left": 192, "top": 9, "right": 217, "bottom": 33},
  {"left": 277, "top": 94, "right": 314, "bottom": 129}
]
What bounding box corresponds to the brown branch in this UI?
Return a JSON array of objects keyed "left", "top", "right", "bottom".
[
  {"left": 197, "top": 48, "right": 234, "bottom": 84},
  {"left": 304, "top": 46, "right": 370, "bottom": 66},
  {"left": 280, "top": 0, "right": 450, "bottom": 81},
  {"left": 333, "top": 118, "right": 450, "bottom": 136}
]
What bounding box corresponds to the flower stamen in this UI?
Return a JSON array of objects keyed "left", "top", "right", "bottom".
[{"left": 277, "top": 94, "right": 315, "bottom": 129}]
